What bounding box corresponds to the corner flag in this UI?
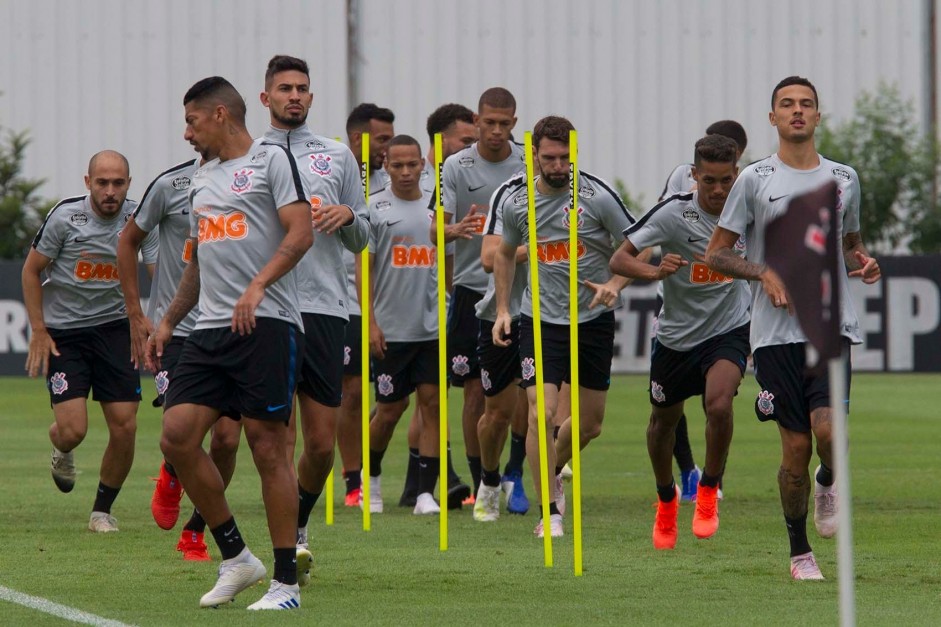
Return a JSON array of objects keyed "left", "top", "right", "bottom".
[{"left": 765, "top": 180, "right": 842, "bottom": 362}]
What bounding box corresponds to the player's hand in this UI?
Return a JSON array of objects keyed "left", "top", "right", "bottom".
[
  {"left": 848, "top": 251, "right": 881, "bottom": 284},
  {"left": 759, "top": 267, "right": 792, "bottom": 313},
  {"left": 232, "top": 281, "right": 265, "bottom": 335},
  {"left": 25, "top": 327, "right": 59, "bottom": 378},
  {"left": 585, "top": 279, "right": 620, "bottom": 309},
  {"left": 448, "top": 205, "right": 486, "bottom": 240},
  {"left": 369, "top": 322, "right": 387, "bottom": 360},
  {"left": 492, "top": 312, "right": 513, "bottom": 347},
  {"left": 146, "top": 320, "right": 174, "bottom": 372},
  {"left": 313, "top": 204, "right": 355, "bottom": 235},
  {"left": 655, "top": 253, "right": 688, "bottom": 279},
  {"left": 128, "top": 311, "right": 154, "bottom": 371}
]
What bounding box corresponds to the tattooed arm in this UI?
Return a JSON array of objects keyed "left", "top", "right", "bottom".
[
  {"left": 843, "top": 230, "right": 881, "bottom": 284},
  {"left": 706, "top": 226, "right": 790, "bottom": 310}
]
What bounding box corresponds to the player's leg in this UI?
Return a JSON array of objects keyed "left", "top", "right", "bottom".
[
  {"left": 648, "top": 402, "right": 684, "bottom": 549},
  {"left": 414, "top": 381, "right": 442, "bottom": 514},
  {"left": 48, "top": 398, "right": 88, "bottom": 494},
  {"left": 46, "top": 328, "right": 93, "bottom": 495},
  {"left": 90, "top": 400, "right": 137, "bottom": 531},
  {"left": 337, "top": 373, "right": 363, "bottom": 503},
  {"left": 674, "top": 415, "right": 700, "bottom": 501},
  {"left": 553, "top": 383, "right": 572, "bottom": 480},
  {"left": 476, "top": 383, "right": 516, "bottom": 521},
  {"left": 500, "top": 388, "right": 530, "bottom": 512},
  {"left": 525, "top": 383, "right": 563, "bottom": 537},
  {"left": 366, "top": 343, "right": 413, "bottom": 513},
  {"left": 398, "top": 403, "right": 421, "bottom": 507},
  {"left": 296, "top": 394, "right": 338, "bottom": 534}
]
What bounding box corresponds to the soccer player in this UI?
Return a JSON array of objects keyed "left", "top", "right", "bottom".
[
  {"left": 259, "top": 55, "right": 368, "bottom": 552},
  {"left": 431, "top": 87, "right": 525, "bottom": 500},
  {"left": 656, "top": 119, "right": 748, "bottom": 501},
  {"left": 23, "top": 150, "right": 156, "bottom": 533},
  {"left": 705, "top": 76, "right": 881, "bottom": 580},
  {"left": 610, "top": 135, "right": 750, "bottom": 549},
  {"left": 150, "top": 76, "right": 312, "bottom": 610},
  {"left": 336, "top": 103, "right": 396, "bottom": 507},
  {"left": 492, "top": 116, "right": 638, "bottom": 537},
  {"left": 118, "top": 154, "right": 243, "bottom": 560},
  {"left": 365, "top": 135, "right": 443, "bottom": 515}
]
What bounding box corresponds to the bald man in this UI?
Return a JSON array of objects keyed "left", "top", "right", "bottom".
[{"left": 23, "top": 150, "right": 157, "bottom": 533}]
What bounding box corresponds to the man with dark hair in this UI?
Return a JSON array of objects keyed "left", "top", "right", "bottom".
[
  {"left": 150, "top": 76, "right": 313, "bottom": 609},
  {"left": 706, "top": 76, "right": 880, "bottom": 580},
  {"left": 611, "top": 135, "right": 749, "bottom": 549},
  {"left": 260, "top": 55, "right": 368, "bottom": 567},
  {"left": 118, "top": 143, "right": 243, "bottom": 559},
  {"left": 346, "top": 102, "right": 395, "bottom": 189},
  {"left": 365, "top": 135, "right": 444, "bottom": 515},
  {"left": 655, "top": 118, "right": 748, "bottom": 501},
  {"left": 430, "top": 87, "right": 526, "bottom": 506},
  {"left": 23, "top": 150, "right": 156, "bottom": 534},
  {"left": 492, "top": 116, "right": 638, "bottom": 538}
]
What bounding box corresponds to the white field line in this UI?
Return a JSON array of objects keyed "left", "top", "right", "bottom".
[{"left": 0, "top": 585, "right": 136, "bottom": 627}]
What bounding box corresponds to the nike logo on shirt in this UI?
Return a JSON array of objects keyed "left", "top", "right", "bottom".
[
  {"left": 687, "top": 236, "right": 705, "bottom": 243},
  {"left": 468, "top": 184, "right": 487, "bottom": 192},
  {"left": 181, "top": 208, "right": 190, "bottom": 215},
  {"left": 75, "top": 237, "right": 91, "bottom": 243},
  {"left": 769, "top": 195, "right": 789, "bottom": 203}
]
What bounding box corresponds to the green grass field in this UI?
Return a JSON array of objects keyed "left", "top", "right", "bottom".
[{"left": 1, "top": 373, "right": 939, "bottom": 626}]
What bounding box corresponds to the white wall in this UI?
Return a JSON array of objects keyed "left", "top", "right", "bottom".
[{"left": 0, "top": 0, "right": 932, "bottom": 211}]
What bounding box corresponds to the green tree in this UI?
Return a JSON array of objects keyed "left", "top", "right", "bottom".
[
  {"left": 0, "top": 126, "right": 54, "bottom": 259},
  {"left": 613, "top": 178, "right": 646, "bottom": 215},
  {"left": 817, "top": 83, "right": 940, "bottom": 253}
]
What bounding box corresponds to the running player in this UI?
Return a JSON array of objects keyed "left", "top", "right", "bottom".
[
  {"left": 336, "top": 102, "right": 396, "bottom": 507},
  {"left": 492, "top": 116, "right": 638, "bottom": 537},
  {"left": 705, "top": 76, "right": 881, "bottom": 580},
  {"left": 611, "top": 134, "right": 750, "bottom": 549},
  {"left": 365, "top": 135, "right": 443, "bottom": 515},
  {"left": 118, "top": 154, "right": 243, "bottom": 560},
  {"left": 656, "top": 120, "right": 748, "bottom": 500},
  {"left": 431, "top": 87, "right": 525, "bottom": 500},
  {"left": 151, "top": 77, "right": 312, "bottom": 610},
  {"left": 23, "top": 150, "right": 156, "bottom": 533},
  {"left": 473, "top": 172, "right": 532, "bottom": 521},
  {"left": 259, "top": 55, "right": 368, "bottom": 553}
]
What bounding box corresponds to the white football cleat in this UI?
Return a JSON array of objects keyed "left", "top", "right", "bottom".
[
  {"left": 790, "top": 551, "right": 825, "bottom": 581},
  {"left": 199, "top": 548, "right": 267, "bottom": 608},
  {"left": 473, "top": 483, "right": 501, "bottom": 522},
  {"left": 413, "top": 492, "right": 441, "bottom": 515},
  {"left": 534, "top": 514, "right": 564, "bottom": 538},
  {"left": 813, "top": 465, "right": 838, "bottom": 538},
  {"left": 88, "top": 512, "right": 119, "bottom": 533},
  {"left": 247, "top": 580, "right": 300, "bottom": 610},
  {"left": 359, "top": 475, "right": 383, "bottom": 513}
]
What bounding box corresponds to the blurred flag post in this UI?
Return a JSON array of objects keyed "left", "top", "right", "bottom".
[
  {"left": 434, "top": 133, "right": 449, "bottom": 551},
  {"left": 765, "top": 180, "right": 854, "bottom": 626},
  {"left": 568, "top": 130, "right": 584, "bottom": 577}
]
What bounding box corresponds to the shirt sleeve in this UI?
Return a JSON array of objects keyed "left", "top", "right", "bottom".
[
  {"left": 625, "top": 207, "right": 666, "bottom": 251},
  {"left": 841, "top": 171, "right": 861, "bottom": 234},
  {"left": 594, "top": 176, "right": 635, "bottom": 245},
  {"left": 32, "top": 210, "right": 66, "bottom": 260},
  {"left": 134, "top": 176, "right": 169, "bottom": 233},
  {"left": 268, "top": 147, "right": 308, "bottom": 210},
  {"left": 337, "top": 147, "right": 370, "bottom": 253},
  {"left": 441, "top": 156, "right": 457, "bottom": 222},
  {"left": 501, "top": 202, "right": 522, "bottom": 247},
  {"left": 660, "top": 164, "right": 693, "bottom": 200},
  {"left": 717, "top": 169, "right": 754, "bottom": 236},
  {"left": 140, "top": 223, "right": 160, "bottom": 264}
]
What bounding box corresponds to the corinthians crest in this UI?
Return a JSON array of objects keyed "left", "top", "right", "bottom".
[{"left": 231, "top": 168, "right": 254, "bottom": 194}]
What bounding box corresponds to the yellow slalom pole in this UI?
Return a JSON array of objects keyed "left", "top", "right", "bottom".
[
  {"left": 568, "top": 130, "right": 583, "bottom": 576},
  {"left": 360, "top": 132, "right": 372, "bottom": 532},
  {"left": 525, "top": 131, "right": 553, "bottom": 568},
  {"left": 325, "top": 469, "right": 334, "bottom": 525},
  {"left": 434, "top": 133, "right": 448, "bottom": 552}
]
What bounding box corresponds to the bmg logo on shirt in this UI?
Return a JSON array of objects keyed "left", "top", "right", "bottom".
[
  {"left": 73, "top": 260, "right": 119, "bottom": 282},
  {"left": 197, "top": 212, "right": 249, "bottom": 244},
  {"left": 392, "top": 245, "right": 436, "bottom": 267},
  {"left": 535, "top": 240, "right": 586, "bottom": 264},
  {"left": 689, "top": 262, "right": 732, "bottom": 284}
]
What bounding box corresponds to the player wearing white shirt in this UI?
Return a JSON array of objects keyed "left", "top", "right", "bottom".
[{"left": 705, "top": 76, "right": 881, "bottom": 580}]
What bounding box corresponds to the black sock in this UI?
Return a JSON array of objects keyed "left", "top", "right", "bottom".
[
  {"left": 343, "top": 469, "right": 362, "bottom": 494},
  {"left": 785, "top": 514, "right": 812, "bottom": 557},
  {"left": 446, "top": 442, "right": 461, "bottom": 483},
  {"left": 503, "top": 432, "right": 527, "bottom": 476},
  {"left": 540, "top": 502, "right": 561, "bottom": 516},
  {"left": 183, "top": 509, "right": 207, "bottom": 533},
  {"left": 673, "top": 415, "right": 695, "bottom": 472},
  {"left": 700, "top": 472, "right": 721, "bottom": 488},
  {"left": 553, "top": 425, "right": 561, "bottom": 440},
  {"left": 418, "top": 455, "right": 439, "bottom": 495},
  {"left": 163, "top": 461, "right": 177, "bottom": 477},
  {"left": 481, "top": 466, "right": 501, "bottom": 487},
  {"left": 467, "top": 456, "right": 482, "bottom": 496},
  {"left": 273, "top": 547, "right": 298, "bottom": 586},
  {"left": 92, "top": 482, "right": 120, "bottom": 514},
  {"left": 656, "top": 481, "right": 677, "bottom": 502},
  {"left": 816, "top": 463, "right": 834, "bottom": 487},
  {"left": 210, "top": 516, "right": 246, "bottom": 561},
  {"left": 554, "top": 465, "right": 564, "bottom": 477},
  {"left": 369, "top": 448, "right": 386, "bottom": 477},
  {"left": 297, "top": 484, "right": 321, "bottom": 528},
  {"left": 403, "top": 447, "right": 419, "bottom": 492}
]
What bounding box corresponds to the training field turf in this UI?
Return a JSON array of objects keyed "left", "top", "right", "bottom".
[{"left": 1, "top": 373, "right": 939, "bottom": 626}]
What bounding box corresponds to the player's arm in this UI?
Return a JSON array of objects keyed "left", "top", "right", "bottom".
[
  {"left": 706, "top": 226, "right": 788, "bottom": 309},
  {"left": 366, "top": 252, "right": 386, "bottom": 359},
  {"left": 117, "top": 218, "right": 153, "bottom": 369},
  {"left": 333, "top": 152, "right": 371, "bottom": 251},
  {"left": 843, "top": 230, "right": 881, "bottom": 284},
  {"left": 232, "top": 200, "right": 313, "bottom": 335},
  {"left": 481, "top": 234, "right": 526, "bottom": 273},
  {"left": 22, "top": 249, "right": 58, "bottom": 377},
  {"left": 491, "top": 239, "right": 518, "bottom": 347},
  {"left": 149, "top": 240, "right": 200, "bottom": 371},
  {"left": 444, "top": 253, "right": 454, "bottom": 294},
  {"left": 609, "top": 239, "right": 686, "bottom": 281}
]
